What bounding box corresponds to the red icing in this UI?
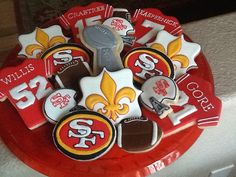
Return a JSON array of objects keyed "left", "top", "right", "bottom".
[
  {"left": 41, "top": 44, "right": 90, "bottom": 74},
  {"left": 131, "top": 8, "right": 182, "bottom": 48},
  {"left": 58, "top": 116, "right": 112, "bottom": 152},
  {"left": 0, "top": 59, "right": 53, "bottom": 129},
  {"left": 142, "top": 73, "right": 222, "bottom": 137},
  {"left": 0, "top": 3, "right": 222, "bottom": 176},
  {"left": 59, "top": 2, "right": 113, "bottom": 43},
  {"left": 124, "top": 48, "right": 174, "bottom": 84}
]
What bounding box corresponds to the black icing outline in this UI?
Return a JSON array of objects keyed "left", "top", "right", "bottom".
[
  {"left": 52, "top": 110, "right": 116, "bottom": 161},
  {"left": 123, "top": 47, "right": 175, "bottom": 83}
]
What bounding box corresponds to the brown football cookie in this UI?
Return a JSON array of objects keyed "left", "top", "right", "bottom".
[
  {"left": 117, "top": 117, "right": 163, "bottom": 153},
  {"left": 53, "top": 61, "right": 91, "bottom": 101}
]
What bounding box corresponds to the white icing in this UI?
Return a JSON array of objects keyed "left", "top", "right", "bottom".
[
  {"left": 103, "top": 17, "right": 134, "bottom": 36},
  {"left": 147, "top": 30, "right": 201, "bottom": 77},
  {"left": 169, "top": 104, "right": 197, "bottom": 126},
  {"left": 151, "top": 121, "right": 158, "bottom": 146},
  {"left": 174, "top": 91, "right": 189, "bottom": 106},
  {"left": 18, "top": 25, "right": 70, "bottom": 58},
  {"left": 141, "top": 76, "right": 178, "bottom": 109},
  {"left": 44, "top": 89, "right": 77, "bottom": 123},
  {"left": 78, "top": 68, "right": 142, "bottom": 124},
  {"left": 117, "top": 123, "right": 123, "bottom": 148},
  {"left": 55, "top": 75, "right": 65, "bottom": 88}
]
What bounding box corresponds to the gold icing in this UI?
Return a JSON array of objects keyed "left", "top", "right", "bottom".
[
  {"left": 25, "top": 28, "right": 66, "bottom": 58},
  {"left": 151, "top": 37, "right": 189, "bottom": 69},
  {"left": 85, "top": 71, "right": 136, "bottom": 121}
]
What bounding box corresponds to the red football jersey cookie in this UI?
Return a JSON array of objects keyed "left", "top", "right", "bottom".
[
  {"left": 132, "top": 8, "right": 182, "bottom": 48},
  {"left": 0, "top": 59, "right": 53, "bottom": 129},
  {"left": 142, "top": 74, "right": 222, "bottom": 137},
  {"left": 59, "top": 2, "right": 113, "bottom": 43}
]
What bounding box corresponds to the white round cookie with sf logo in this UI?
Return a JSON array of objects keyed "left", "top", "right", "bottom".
[{"left": 43, "top": 89, "right": 77, "bottom": 123}]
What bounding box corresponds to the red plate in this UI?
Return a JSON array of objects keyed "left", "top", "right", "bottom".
[{"left": 0, "top": 34, "right": 213, "bottom": 177}]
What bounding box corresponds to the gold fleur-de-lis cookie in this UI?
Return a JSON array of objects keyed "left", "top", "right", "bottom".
[
  {"left": 147, "top": 30, "right": 201, "bottom": 78},
  {"left": 18, "top": 25, "right": 70, "bottom": 59},
  {"left": 78, "top": 68, "right": 142, "bottom": 124}
]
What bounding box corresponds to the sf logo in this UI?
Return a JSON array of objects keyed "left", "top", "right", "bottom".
[
  {"left": 134, "top": 53, "right": 163, "bottom": 80},
  {"left": 153, "top": 79, "right": 170, "bottom": 96},
  {"left": 68, "top": 119, "right": 104, "bottom": 148},
  {"left": 50, "top": 93, "right": 71, "bottom": 109},
  {"left": 53, "top": 49, "right": 84, "bottom": 65}
]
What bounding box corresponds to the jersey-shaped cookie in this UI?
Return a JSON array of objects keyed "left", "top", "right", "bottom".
[
  {"left": 142, "top": 74, "right": 222, "bottom": 137},
  {"left": 43, "top": 89, "right": 77, "bottom": 123},
  {"left": 147, "top": 30, "right": 201, "bottom": 78},
  {"left": 0, "top": 59, "right": 53, "bottom": 129},
  {"left": 59, "top": 2, "right": 113, "bottom": 43},
  {"left": 78, "top": 68, "right": 142, "bottom": 124},
  {"left": 132, "top": 8, "right": 182, "bottom": 48},
  {"left": 117, "top": 117, "right": 163, "bottom": 153},
  {"left": 141, "top": 76, "right": 179, "bottom": 118},
  {"left": 53, "top": 110, "right": 116, "bottom": 161},
  {"left": 18, "top": 25, "right": 69, "bottom": 59},
  {"left": 80, "top": 24, "right": 124, "bottom": 75}
]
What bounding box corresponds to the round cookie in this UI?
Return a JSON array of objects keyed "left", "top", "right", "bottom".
[
  {"left": 117, "top": 117, "right": 163, "bottom": 153},
  {"left": 43, "top": 89, "right": 77, "bottom": 123},
  {"left": 124, "top": 47, "right": 175, "bottom": 84},
  {"left": 41, "top": 43, "right": 91, "bottom": 75},
  {"left": 53, "top": 110, "right": 116, "bottom": 161}
]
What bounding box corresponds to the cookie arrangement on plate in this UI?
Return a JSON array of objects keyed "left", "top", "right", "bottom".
[{"left": 0, "top": 2, "right": 222, "bottom": 162}]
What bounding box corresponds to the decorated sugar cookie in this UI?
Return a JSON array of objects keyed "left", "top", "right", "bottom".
[
  {"left": 52, "top": 60, "right": 91, "bottom": 91},
  {"left": 43, "top": 89, "right": 77, "bottom": 123},
  {"left": 117, "top": 117, "right": 163, "bottom": 153},
  {"left": 147, "top": 30, "right": 201, "bottom": 78},
  {"left": 141, "top": 76, "right": 179, "bottom": 118},
  {"left": 80, "top": 24, "right": 124, "bottom": 75},
  {"left": 132, "top": 8, "right": 182, "bottom": 48},
  {"left": 59, "top": 2, "right": 113, "bottom": 43},
  {"left": 41, "top": 43, "right": 91, "bottom": 75},
  {"left": 78, "top": 68, "right": 142, "bottom": 124},
  {"left": 124, "top": 47, "right": 175, "bottom": 84},
  {"left": 103, "top": 17, "right": 135, "bottom": 45},
  {"left": 53, "top": 110, "right": 116, "bottom": 161},
  {"left": 0, "top": 59, "right": 53, "bottom": 129},
  {"left": 113, "top": 8, "right": 132, "bottom": 23},
  {"left": 142, "top": 74, "right": 222, "bottom": 137},
  {"left": 18, "top": 25, "right": 69, "bottom": 59}
]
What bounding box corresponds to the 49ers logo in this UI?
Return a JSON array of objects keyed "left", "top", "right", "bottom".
[
  {"left": 50, "top": 93, "right": 71, "bottom": 109},
  {"left": 124, "top": 48, "right": 175, "bottom": 84},
  {"left": 41, "top": 43, "right": 90, "bottom": 75},
  {"left": 53, "top": 111, "right": 116, "bottom": 161},
  {"left": 153, "top": 79, "right": 170, "bottom": 96}
]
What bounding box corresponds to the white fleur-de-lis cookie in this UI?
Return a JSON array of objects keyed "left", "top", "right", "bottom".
[
  {"left": 78, "top": 68, "right": 142, "bottom": 124},
  {"left": 18, "top": 25, "right": 70, "bottom": 59},
  {"left": 147, "top": 30, "right": 201, "bottom": 78}
]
